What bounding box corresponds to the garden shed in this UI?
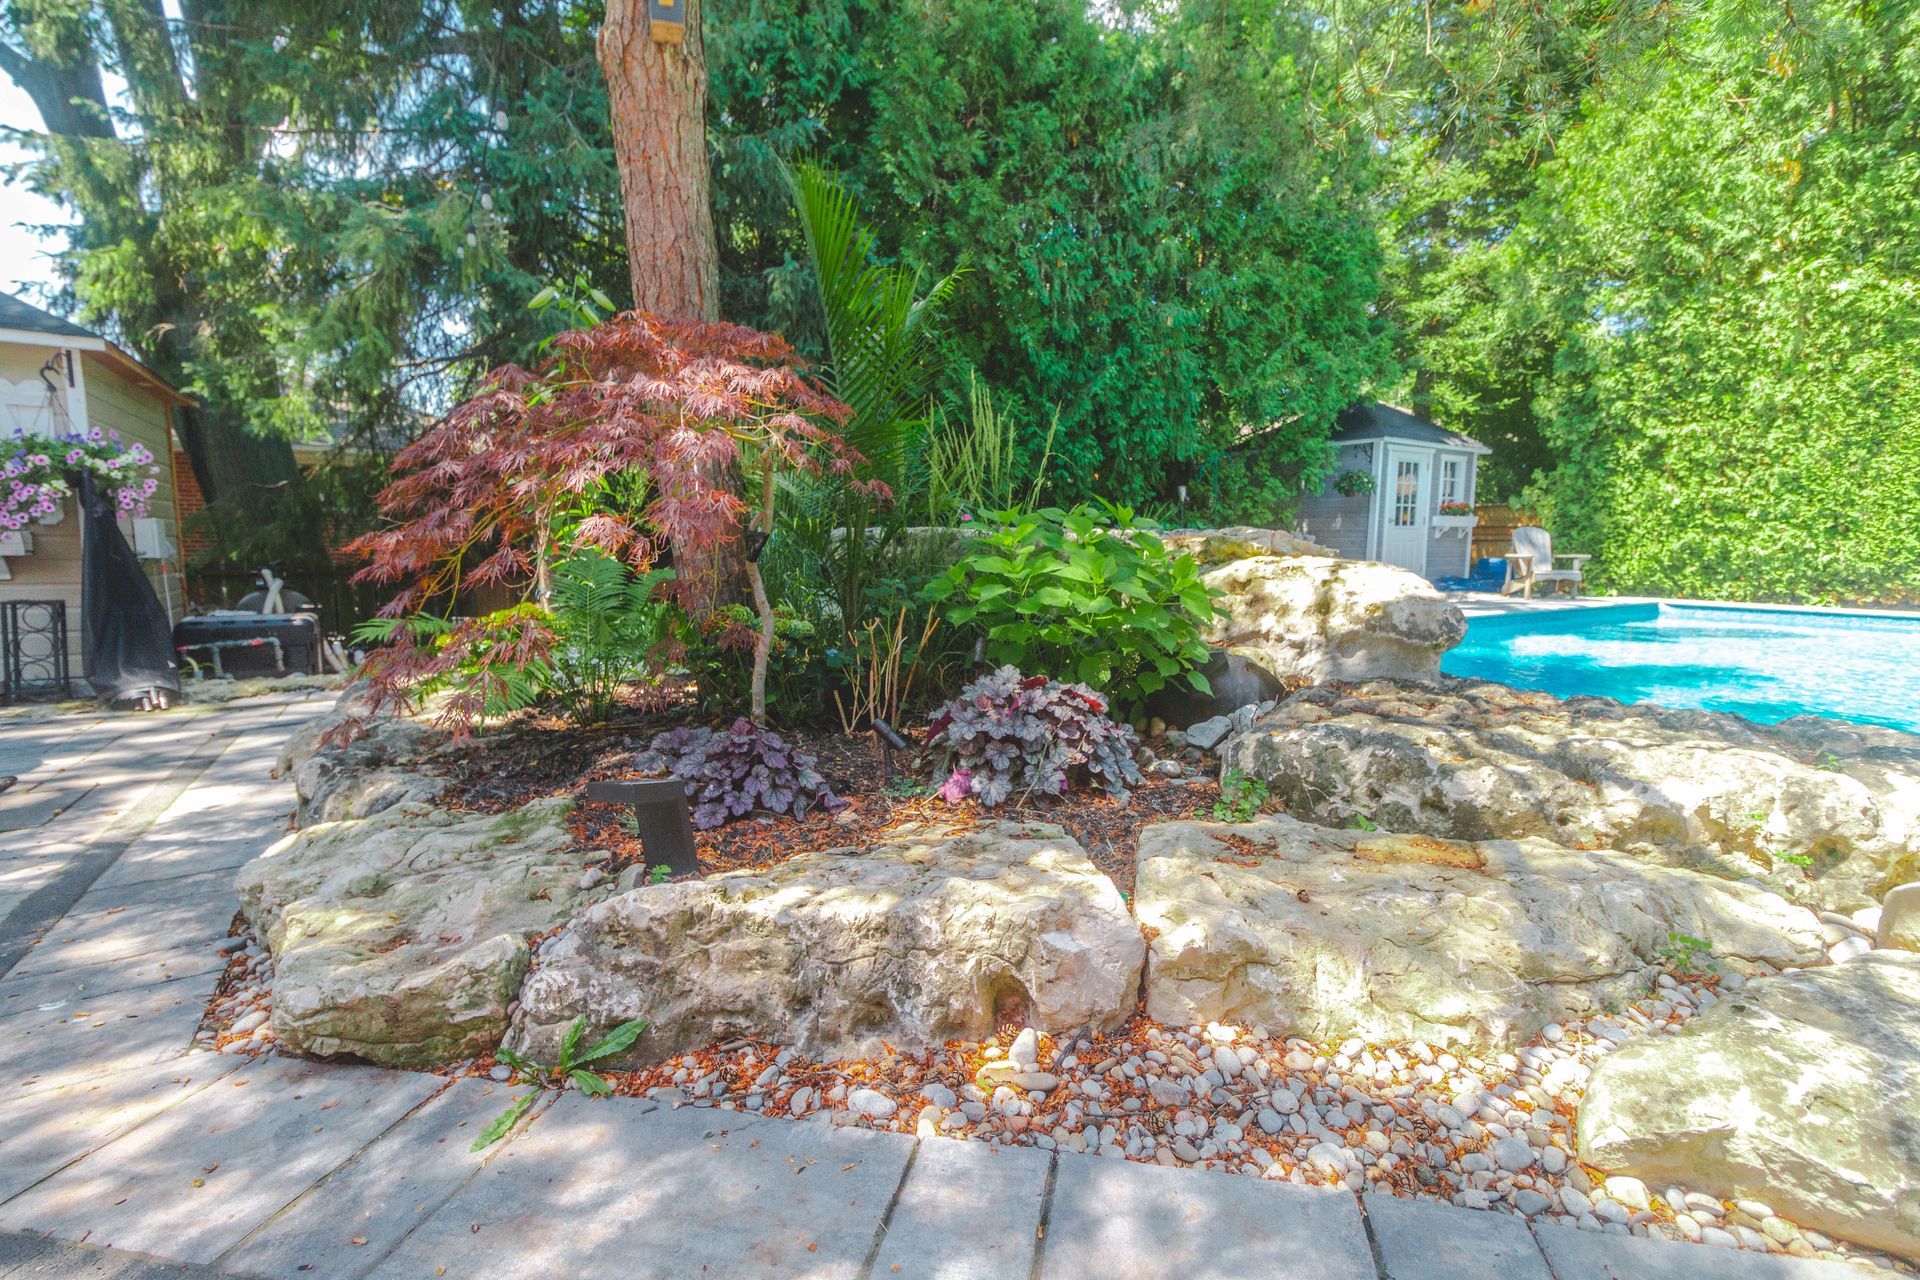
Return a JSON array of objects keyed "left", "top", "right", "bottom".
[
  {"left": 0, "top": 291, "right": 188, "bottom": 693},
  {"left": 1293, "top": 402, "right": 1489, "bottom": 581}
]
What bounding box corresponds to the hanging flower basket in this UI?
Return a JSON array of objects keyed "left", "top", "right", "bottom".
[{"left": 0, "top": 428, "right": 161, "bottom": 532}]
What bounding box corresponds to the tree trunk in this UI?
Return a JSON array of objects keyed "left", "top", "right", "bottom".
[
  {"left": 600, "top": 0, "right": 746, "bottom": 611},
  {"left": 599, "top": 0, "right": 720, "bottom": 321}
]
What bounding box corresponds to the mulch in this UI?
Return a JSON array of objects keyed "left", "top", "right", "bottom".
[{"left": 437, "top": 707, "right": 1221, "bottom": 896}]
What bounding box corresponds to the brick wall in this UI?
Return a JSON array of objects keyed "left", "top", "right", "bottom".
[{"left": 171, "top": 447, "right": 213, "bottom": 561}]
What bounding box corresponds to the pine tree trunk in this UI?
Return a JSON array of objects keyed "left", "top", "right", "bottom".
[
  {"left": 599, "top": 0, "right": 746, "bottom": 611},
  {"left": 599, "top": 0, "right": 720, "bottom": 322}
]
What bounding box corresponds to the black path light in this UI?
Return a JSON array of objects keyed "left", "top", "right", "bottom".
[
  {"left": 585, "top": 778, "right": 700, "bottom": 878},
  {"left": 872, "top": 717, "right": 911, "bottom": 781}
]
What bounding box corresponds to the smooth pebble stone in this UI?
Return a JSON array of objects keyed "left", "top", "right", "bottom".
[
  {"left": 789, "top": 1087, "right": 814, "bottom": 1113},
  {"left": 1268, "top": 1087, "right": 1300, "bottom": 1114},
  {"left": 919, "top": 1082, "right": 956, "bottom": 1109},
  {"left": 489, "top": 1065, "right": 512, "bottom": 1082},
  {"left": 1513, "top": 1188, "right": 1553, "bottom": 1215},
  {"left": 1009, "top": 1027, "right": 1039, "bottom": 1069},
  {"left": 1540, "top": 1147, "right": 1568, "bottom": 1174},
  {"left": 1489, "top": 1133, "right": 1536, "bottom": 1172},
  {"left": 848, "top": 1087, "right": 897, "bottom": 1119},
  {"left": 1257, "top": 1108, "right": 1284, "bottom": 1135},
  {"left": 1604, "top": 1175, "right": 1651, "bottom": 1211},
  {"left": 1761, "top": 1217, "right": 1798, "bottom": 1243},
  {"left": 1673, "top": 1215, "right": 1704, "bottom": 1242},
  {"left": 1735, "top": 1198, "right": 1775, "bottom": 1220},
  {"left": 1684, "top": 1192, "right": 1723, "bottom": 1215}
]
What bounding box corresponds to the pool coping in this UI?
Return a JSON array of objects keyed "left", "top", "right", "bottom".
[{"left": 1449, "top": 592, "right": 1920, "bottom": 623}]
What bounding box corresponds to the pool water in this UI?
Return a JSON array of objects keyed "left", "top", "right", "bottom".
[{"left": 1441, "top": 602, "right": 1920, "bottom": 733}]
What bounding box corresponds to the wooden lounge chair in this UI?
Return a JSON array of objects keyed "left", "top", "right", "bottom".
[{"left": 1504, "top": 526, "right": 1590, "bottom": 598}]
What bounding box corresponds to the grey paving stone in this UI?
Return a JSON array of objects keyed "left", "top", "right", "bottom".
[
  {"left": 0, "top": 974, "right": 213, "bottom": 1092},
  {"left": 0, "top": 944, "right": 226, "bottom": 1017},
  {"left": 61, "top": 869, "right": 233, "bottom": 918},
  {"left": 1039, "top": 1154, "right": 1374, "bottom": 1280},
  {"left": 0, "top": 1057, "right": 439, "bottom": 1261},
  {"left": 219, "top": 1076, "right": 541, "bottom": 1280},
  {"left": 367, "top": 1094, "right": 913, "bottom": 1280},
  {"left": 1367, "top": 1192, "right": 1551, "bottom": 1280},
  {"left": 0, "top": 1228, "right": 256, "bottom": 1278},
  {"left": 1532, "top": 1222, "right": 1874, "bottom": 1279},
  {"left": 0, "top": 1057, "right": 237, "bottom": 1202},
  {"left": 8, "top": 895, "right": 236, "bottom": 978},
  {"left": 871, "top": 1139, "right": 1050, "bottom": 1280}
]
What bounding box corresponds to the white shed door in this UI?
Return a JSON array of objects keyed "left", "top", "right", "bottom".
[{"left": 1378, "top": 447, "right": 1429, "bottom": 576}]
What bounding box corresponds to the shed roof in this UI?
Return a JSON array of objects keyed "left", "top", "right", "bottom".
[
  {"left": 0, "top": 290, "right": 192, "bottom": 407},
  {"left": 0, "top": 291, "right": 95, "bottom": 339},
  {"left": 1333, "top": 402, "right": 1489, "bottom": 454}
]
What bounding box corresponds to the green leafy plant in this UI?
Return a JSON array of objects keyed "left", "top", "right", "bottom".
[
  {"left": 646, "top": 864, "right": 671, "bottom": 885},
  {"left": 925, "top": 372, "right": 1057, "bottom": 522},
  {"left": 922, "top": 502, "right": 1218, "bottom": 716},
  {"left": 1332, "top": 470, "right": 1376, "bottom": 498},
  {"left": 1658, "top": 932, "right": 1716, "bottom": 977},
  {"left": 352, "top": 550, "right": 681, "bottom": 729},
  {"left": 1213, "top": 770, "right": 1269, "bottom": 823},
  {"left": 473, "top": 1015, "right": 648, "bottom": 1151},
  {"left": 1346, "top": 813, "right": 1379, "bottom": 831}
]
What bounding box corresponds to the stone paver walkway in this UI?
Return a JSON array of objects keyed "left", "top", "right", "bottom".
[{"left": 0, "top": 697, "right": 1887, "bottom": 1279}]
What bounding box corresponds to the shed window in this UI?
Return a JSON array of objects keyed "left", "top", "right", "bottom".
[
  {"left": 1440, "top": 458, "right": 1461, "bottom": 504},
  {"left": 1393, "top": 460, "right": 1420, "bottom": 527}
]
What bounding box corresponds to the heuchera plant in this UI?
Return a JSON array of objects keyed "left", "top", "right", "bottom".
[
  {"left": 921, "top": 666, "right": 1141, "bottom": 807},
  {"left": 347, "top": 312, "right": 876, "bottom": 730},
  {"left": 0, "top": 428, "right": 160, "bottom": 530},
  {"left": 635, "top": 719, "right": 842, "bottom": 829}
]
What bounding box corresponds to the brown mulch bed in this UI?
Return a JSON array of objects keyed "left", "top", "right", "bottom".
[{"left": 436, "top": 708, "right": 1221, "bottom": 896}]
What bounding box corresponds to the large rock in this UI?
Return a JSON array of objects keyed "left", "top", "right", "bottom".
[
  {"left": 237, "top": 797, "right": 603, "bottom": 1066},
  {"left": 275, "top": 684, "right": 447, "bottom": 826},
  {"left": 1135, "top": 816, "right": 1824, "bottom": 1049},
  {"left": 1224, "top": 679, "right": 1920, "bottom": 913},
  {"left": 1578, "top": 952, "right": 1920, "bottom": 1258},
  {"left": 1164, "top": 527, "right": 1336, "bottom": 564},
  {"left": 506, "top": 822, "right": 1143, "bottom": 1065},
  {"left": 1201, "top": 556, "right": 1465, "bottom": 686}
]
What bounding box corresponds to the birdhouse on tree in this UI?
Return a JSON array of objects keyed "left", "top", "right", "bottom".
[{"left": 649, "top": 0, "right": 685, "bottom": 43}]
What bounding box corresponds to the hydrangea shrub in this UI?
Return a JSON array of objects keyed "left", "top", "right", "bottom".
[
  {"left": 0, "top": 428, "right": 161, "bottom": 530},
  {"left": 921, "top": 666, "right": 1141, "bottom": 807},
  {"left": 635, "top": 718, "right": 842, "bottom": 829}
]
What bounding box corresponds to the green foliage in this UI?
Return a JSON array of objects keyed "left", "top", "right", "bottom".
[
  {"left": 773, "top": 158, "right": 960, "bottom": 649},
  {"left": 476, "top": 1014, "right": 649, "bottom": 1151},
  {"left": 923, "top": 503, "right": 1217, "bottom": 716},
  {"left": 1657, "top": 932, "right": 1717, "bottom": 978},
  {"left": 706, "top": 0, "right": 1394, "bottom": 520},
  {"left": 685, "top": 604, "right": 826, "bottom": 727},
  {"left": 352, "top": 550, "right": 680, "bottom": 727},
  {"left": 1515, "top": 6, "right": 1920, "bottom": 602},
  {"left": 924, "top": 373, "right": 1057, "bottom": 523},
  {"left": 1213, "top": 770, "right": 1269, "bottom": 824}
]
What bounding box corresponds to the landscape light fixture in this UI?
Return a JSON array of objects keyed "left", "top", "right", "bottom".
[{"left": 872, "top": 717, "right": 910, "bottom": 779}]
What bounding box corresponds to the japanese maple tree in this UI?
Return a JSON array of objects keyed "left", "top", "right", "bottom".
[{"left": 348, "top": 311, "right": 872, "bottom": 727}]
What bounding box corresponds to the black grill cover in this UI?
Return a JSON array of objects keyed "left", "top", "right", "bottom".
[{"left": 80, "top": 472, "right": 181, "bottom": 706}]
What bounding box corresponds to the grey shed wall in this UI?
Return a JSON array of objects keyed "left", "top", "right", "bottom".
[{"left": 1293, "top": 443, "right": 1374, "bottom": 559}]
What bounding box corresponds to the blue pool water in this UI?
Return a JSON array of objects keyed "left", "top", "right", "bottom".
[{"left": 1441, "top": 603, "right": 1920, "bottom": 733}]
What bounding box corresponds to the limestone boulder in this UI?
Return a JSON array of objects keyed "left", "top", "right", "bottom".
[
  {"left": 1163, "top": 527, "right": 1337, "bottom": 564},
  {"left": 1135, "top": 816, "right": 1823, "bottom": 1049},
  {"left": 1223, "top": 679, "right": 1920, "bottom": 913},
  {"left": 1578, "top": 952, "right": 1920, "bottom": 1259},
  {"left": 506, "top": 822, "right": 1143, "bottom": 1066},
  {"left": 237, "top": 797, "right": 604, "bottom": 1066},
  {"left": 275, "top": 684, "right": 447, "bottom": 826},
  {"left": 1201, "top": 556, "right": 1465, "bottom": 686},
  {"left": 1881, "top": 882, "right": 1920, "bottom": 951}
]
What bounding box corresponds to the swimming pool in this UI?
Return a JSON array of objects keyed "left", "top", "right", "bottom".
[{"left": 1441, "top": 602, "right": 1920, "bottom": 733}]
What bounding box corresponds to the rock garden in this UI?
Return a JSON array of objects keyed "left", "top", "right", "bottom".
[{"left": 202, "top": 303, "right": 1920, "bottom": 1276}]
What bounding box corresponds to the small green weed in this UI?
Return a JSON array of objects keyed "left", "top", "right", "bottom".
[
  {"left": 474, "top": 1014, "right": 649, "bottom": 1151},
  {"left": 646, "top": 864, "right": 671, "bottom": 885},
  {"left": 1213, "top": 770, "right": 1269, "bottom": 823},
  {"left": 885, "top": 775, "right": 934, "bottom": 800},
  {"left": 1816, "top": 752, "right": 1843, "bottom": 772},
  {"left": 1658, "top": 931, "right": 1716, "bottom": 976},
  {"left": 1346, "top": 813, "right": 1378, "bottom": 832}
]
